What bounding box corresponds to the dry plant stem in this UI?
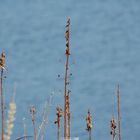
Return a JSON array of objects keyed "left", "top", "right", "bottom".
[
  {"left": 30, "top": 106, "right": 37, "bottom": 140},
  {"left": 58, "top": 120, "right": 60, "bottom": 140},
  {"left": 37, "top": 114, "right": 45, "bottom": 139},
  {"left": 40, "top": 108, "right": 48, "bottom": 140},
  {"left": 89, "top": 129, "right": 91, "bottom": 140},
  {"left": 40, "top": 96, "right": 52, "bottom": 140},
  {"left": 24, "top": 126, "right": 27, "bottom": 140},
  {"left": 23, "top": 120, "right": 27, "bottom": 140},
  {"left": 37, "top": 102, "right": 47, "bottom": 139},
  {"left": 67, "top": 103, "right": 70, "bottom": 139},
  {"left": 40, "top": 118, "right": 48, "bottom": 140},
  {"left": 64, "top": 53, "right": 69, "bottom": 138},
  {"left": 32, "top": 116, "right": 37, "bottom": 140},
  {"left": 113, "top": 136, "right": 115, "bottom": 140},
  {"left": 0, "top": 69, "right": 4, "bottom": 140},
  {"left": 117, "top": 85, "right": 121, "bottom": 140},
  {"left": 37, "top": 101, "right": 47, "bottom": 140},
  {"left": 37, "top": 122, "right": 43, "bottom": 139},
  {"left": 64, "top": 17, "right": 70, "bottom": 139},
  {"left": 40, "top": 108, "right": 49, "bottom": 140},
  {"left": 57, "top": 117, "right": 61, "bottom": 140}
]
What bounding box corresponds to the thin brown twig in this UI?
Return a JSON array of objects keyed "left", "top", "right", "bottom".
[
  {"left": 0, "top": 69, "right": 4, "bottom": 140},
  {"left": 30, "top": 106, "right": 37, "bottom": 140},
  {"left": 117, "top": 84, "right": 121, "bottom": 140},
  {"left": 0, "top": 52, "right": 5, "bottom": 140}
]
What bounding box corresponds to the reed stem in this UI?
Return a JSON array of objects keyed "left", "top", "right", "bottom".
[
  {"left": 117, "top": 85, "right": 121, "bottom": 140},
  {"left": 0, "top": 69, "right": 4, "bottom": 140},
  {"left": 64, "top": 17, "right": 71, "bottom": 140}
]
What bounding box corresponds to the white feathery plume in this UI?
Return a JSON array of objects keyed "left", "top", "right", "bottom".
[{"left": 5, "top": 83, "right": 17, "bottom": 140}]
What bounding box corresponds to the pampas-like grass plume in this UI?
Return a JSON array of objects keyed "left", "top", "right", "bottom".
[
  {"left": 5, "top": 101, "right": 16, "bottom": 140},
  {"left": 5, "top": 84, "right": 16, "bottom": 140}
]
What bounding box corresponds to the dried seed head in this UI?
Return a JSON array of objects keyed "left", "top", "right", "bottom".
[
  {"left": 0, "top": 51, "right": 6, "bottom": 69},
  {"left": 30, "top": 106, "right": 37, "bottom": 115}
]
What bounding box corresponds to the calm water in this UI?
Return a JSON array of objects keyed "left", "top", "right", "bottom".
[{"left": 0, "top": 0, "right": 140, "bottom": 140}]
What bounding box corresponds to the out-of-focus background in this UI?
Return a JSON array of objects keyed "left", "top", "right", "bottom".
[{"left": 0, "top": 0, "right": 140, "bottom": 139}]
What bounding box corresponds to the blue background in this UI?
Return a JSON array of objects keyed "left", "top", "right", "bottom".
[{"left": 0, "top": 0, "right": 140, "bottom": 139}]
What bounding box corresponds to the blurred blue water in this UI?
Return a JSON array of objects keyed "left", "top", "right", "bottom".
[{"left": 0, "top": 0, "right": 140, "bottom": 140}]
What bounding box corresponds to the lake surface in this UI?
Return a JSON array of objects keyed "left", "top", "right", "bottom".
[{"left": 0, "top": 0, "right": 140, "bottom": 139}]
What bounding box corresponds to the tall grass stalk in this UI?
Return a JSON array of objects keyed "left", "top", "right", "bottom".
[
  {"left": 30, "top": 106, "right": 37, "bottom": 140},
  {"left": 40, "top": 95, "right": 53, "bottom": 140},
  {"left": 0, "top": 52, "right": 6, "bottom": 140},
  {"left": 22, "top": 118, "right": 27, "bottom": 140}
]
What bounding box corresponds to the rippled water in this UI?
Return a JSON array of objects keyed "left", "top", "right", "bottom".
[{"left": 0, "top": 0, "right": 140, "bottom": 139}]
